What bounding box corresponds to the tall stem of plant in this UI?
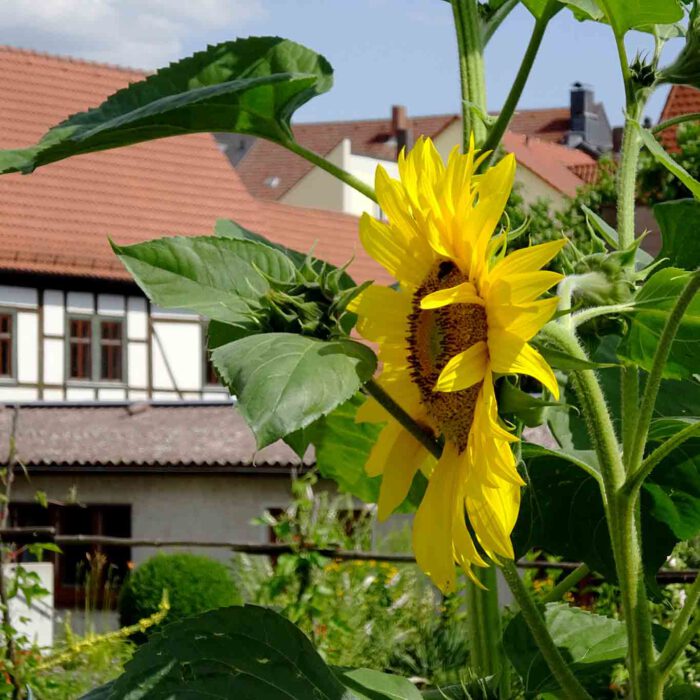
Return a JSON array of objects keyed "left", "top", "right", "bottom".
[
  {"left": 481, "top": 2, "right": 556, "bottom": 161},
  {"left": 500, "top": 560, "right": 593, "bottom": 700},
  {"left": 452, "top": 0, "right": 487, "bottom": 147},
  {"left": 283, "top": 139, "right": 378, "bottom": 204},
  {"left": 543, "top": 322, "right": 660, "bottom": 698},
  {"left": 627, "top": 269, "right": 700, "bottom": 476},
  {"left": 450, "top": 6, "right": 511, "bottom": 683}
]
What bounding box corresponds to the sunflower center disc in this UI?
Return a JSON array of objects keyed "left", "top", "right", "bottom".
[{"left": 407, "top": 260, "right": 488, "bottom": 452}]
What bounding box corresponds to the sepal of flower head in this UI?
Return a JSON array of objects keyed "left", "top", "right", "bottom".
[
  {"left": 629, "top": 54, "right": 658, "bottom": 100},
  {"left": 570, "top": 240, "right": 646, "bottom": 307},
  {"left": 657, "top": 2, "right": 700, "bottom": 87},
  {"left": 259, "top": 262, "right": 366, "bottom": 340}
]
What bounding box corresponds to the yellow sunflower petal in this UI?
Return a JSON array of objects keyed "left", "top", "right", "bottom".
[
  {"left": 466, "top": 481, "right": 520, "bottom": 560},
  {"left": 434, "top": 341, "right": 488, "bottom": 392},
  {"left": 489, "top": 238, "right": 567, "bottom": 280},
  {"left": 491, "top": 297, "right": 559, "bottom": 341},
  {"left": 413, "top": 447, "right": 461, "bottom": 593},
  {"left": 348, "top": 284, "right": 412, "bottom": 344},
  {"left": 490, "top": 271, "right": 563, "bottom": 306},
  {"left": 419, "top": 281, "right": 483, "bottom": 309},
  {"left": 356, "top": 395, "right": 388, "bottom": 424},
  {"left": 365, "top": 421, "right": 403, "bottom": 477},
  {"left": 489, "top": 332, "right": 559, "bottom": 398},
  {"left": 359, "top": 213, "right": 433, "bottom": 288},
  {"left": 377, "top": 431, "right": 426, "bottom": 521}
]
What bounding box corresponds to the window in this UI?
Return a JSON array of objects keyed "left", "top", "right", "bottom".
[
  {"left": 100, "top": 321, "right": 123, "bottom": 380},
  {"left": 68, "top": 317, "right": 124, "bottom": 382},
  {"left": 69, "top": 318, "right": 92, "bottom": 379},
  {"left": 0, "top": 313, "right": 13, "bottom": 378},
  {"left": 9, "top": 503, "right": 131, "bottom": 608}
]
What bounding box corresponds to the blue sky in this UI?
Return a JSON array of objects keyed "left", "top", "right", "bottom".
[{"left": 2, "top": 1, "right": 684, "bottom": 126}]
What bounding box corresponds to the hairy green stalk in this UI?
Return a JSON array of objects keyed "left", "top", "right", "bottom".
[
  {"left": 283, "top": 139, "right": 378, "bottom": 203},
  {"left": 465, "top": 567, "right": 504, "bottom": 677},
  {"left": 364, "top": 379, "right": 442, "bottom": 459},
  {"left": 542, "top": 321, "right": 659, "bottom": 697},
  {"left": 627, "top": 269, "right": 700, "bottom": 476},
  {"left": 481, "top": 0, "right": 558, "bottom": 162},
  {"left": 656, "top": 571, "right": 700, "bottom": 678},
  {"left": 626, "top": 420, "right": 700, "bottom": 497},
  {"left": 541, "top": 564, "right": 591, "bottom": 604},
  {"left": 652, "top": 112, "right": 700, "bottom": 135},
  {"left": 452, "top": 0, "right": 487, "bottom": 146},
  {"left": 500, "top": 560, "right": 593, "bottom": 700}
]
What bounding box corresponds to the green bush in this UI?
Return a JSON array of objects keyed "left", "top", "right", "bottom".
[{"left": 118, "top": 553, "right": 239, "bottom": 627}]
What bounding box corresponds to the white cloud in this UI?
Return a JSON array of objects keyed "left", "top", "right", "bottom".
[{"left": 0, "top": 0, "right": 267, "bottom": 69}]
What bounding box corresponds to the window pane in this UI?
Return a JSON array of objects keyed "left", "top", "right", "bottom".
[
  {"left": 0, "top": 313, "right": 11, "bottom": 378},
  {"left": 69, "top": 319, "right": 92, "bottom": 379},
  {"left": 100, "top": 321, "right": 123, "bottom": 381}
]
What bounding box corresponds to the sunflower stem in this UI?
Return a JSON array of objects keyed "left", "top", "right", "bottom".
[
  {"left": 481, "top": 0, "right": 557, "bottom": 163},
  {"left": 626, "top": 269, "right": 700, "bottom": 477},
  {"left": 656, "top": 571, "right": 700, "bottom": 679},
  {"left": 283, "top": 139, "right": 378, "bottom": 204},
  {"left": 500, "top": 560, "right": 593, "bottom": 700},
  {"left": 625, "top": 421, "right": 700, "bottom": 498},
  {"left": 465, "top": 567, "right": 504, "bottom": 678},
  {"left": 452, "top": 0, "right": 488, "bottom": 147},
  {"left": 363, "top": 379, "right": 441, "bottom": 459},
  {"left": 541, "top": 564, "right": 590, "bottom": 604},
  {"left": 542, "top": 322, "right": 660, "bottom": 698}
]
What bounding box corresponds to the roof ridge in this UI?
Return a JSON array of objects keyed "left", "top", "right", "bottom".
[
  {"left": 0, "top": 43, "right": 146, "bottom": 75},
  {"left": 293, "top": 112, "right": 460, "bottom": 127}
]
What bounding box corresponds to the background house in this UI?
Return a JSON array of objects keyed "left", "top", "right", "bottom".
[
  {"left": 0, "top": 46, "right": 385, "bottom": 611},
  {"left": 223, "top": 82, "right": 612, "bottom": 217}
]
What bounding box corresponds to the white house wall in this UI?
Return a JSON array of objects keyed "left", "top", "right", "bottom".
[
  {"left": 0, "top": 284, "right": 228, "bottom": 402},
  {"left": 282, "top": 139, "right": 348, "bottom": 212},
  {"left": 344, "top": 152, "right": 398, "bottom": 218}
]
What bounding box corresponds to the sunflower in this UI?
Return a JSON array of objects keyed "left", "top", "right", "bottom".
[{"left": 349, "top": 136, "right": 564, "bottom": 593}]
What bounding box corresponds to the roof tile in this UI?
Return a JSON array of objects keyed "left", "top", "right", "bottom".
[{"left": 0, "top": 46, "right": 386, "bottom": 284}]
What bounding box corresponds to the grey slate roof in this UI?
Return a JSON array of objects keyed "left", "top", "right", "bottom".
[{"left": 0, "top": 401, "right": 313, "bottom": 472}]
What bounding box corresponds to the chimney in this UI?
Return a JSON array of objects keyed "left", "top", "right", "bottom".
[
  {"left": 567, "top": 82, "right": 613, "bottom": 154},
  {"left": 391, "top": 105, "right": 413, "bottom": 157},
  {"left": 612, "top": 126, "right": 624, "bottom": 153}
]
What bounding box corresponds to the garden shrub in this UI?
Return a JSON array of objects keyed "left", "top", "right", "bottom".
[{"left": 118, "top": 552, "right": 239, "bottom": 628}]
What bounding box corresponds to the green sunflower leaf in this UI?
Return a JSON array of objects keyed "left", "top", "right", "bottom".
[
  {"left": 514, "top": 442, "right": 696, "bottom": 592},
  {"left": 503, "top": 603, "right": 669, "bottom": 697},
  {"left": 0, "top": 37, "right": 333, "bottom": 174},
  {"left": 618, "top": 267, "right": 700, "bottom": 380},
  {"left": 214, "top": 218, "right": 355, "bottom": 286},
  {"left": 333, "top": 668, "right": 422, "bottom": 700},
  {"left": 93, "top": 605, "right": 351, "bottom": 699},
  {"left": 112, "top": 235, "right": 297, "bottom": 327},
  {"left": 212, "top": 333, "right": 377, "bottom": 448},
  {"left": 638, "top": 127, "right": 700, "bottom": 200},
  {"left": 653, "top": 199, "right": 700, "bottom": 272}
]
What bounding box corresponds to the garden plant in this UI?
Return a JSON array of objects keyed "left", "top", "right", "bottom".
[{"left": 0, "top": 0, "right": 698, "bottom": 697}]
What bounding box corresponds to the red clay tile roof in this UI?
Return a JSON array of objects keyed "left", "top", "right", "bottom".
[
  {"left": 0, "top": 401, "right": 312, "bottom": 470},
  {"left": 659, "top": 85, "right": 700, "bottom": 152},
  {"left": 236, "top": 114, "right": 458, "bottom": 201},
  {"left": 237, "top": 107, "right": 588, "bottom": 201},
  {"left": 502, "top": 132, "right": 595, "bottom": 197},
  {"left": 508, "top": 107, "right": 571, "bottom": 143},
  {"left": 0, "top": 46, "right": 389, "bottom": 285}
]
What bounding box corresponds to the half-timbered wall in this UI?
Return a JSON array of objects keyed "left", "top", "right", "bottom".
[{"left": 0, "top": 283, "right": 228, "bottom": 402}]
